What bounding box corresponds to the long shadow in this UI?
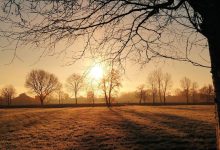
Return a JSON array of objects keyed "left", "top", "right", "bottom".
[
  {"left": 156, "top": 105, "right": 214, "bottom": 112},
  {"left": 108, "top": 107, "right": 155, "bottom": 149},
  {"left": 117, "top": 108, "right": 215, "bottom": 133},
  {"left": 107, "top": 107, "right": 215, "bottom": 150}
]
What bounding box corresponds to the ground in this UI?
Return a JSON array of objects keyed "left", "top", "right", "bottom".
[{"left": 0, "top": 105, "right": 216, "bottom": 150}]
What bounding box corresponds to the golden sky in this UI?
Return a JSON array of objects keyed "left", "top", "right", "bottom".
[
  {"left": 0, "top": 0, "right": 213, "bottom": 98},
  {"left": 0, "top": 44, "right": 212, "bottom": 96}
]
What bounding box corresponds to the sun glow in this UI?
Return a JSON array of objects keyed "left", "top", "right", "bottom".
[{"left": 90, "top": 64, "right": 103, "bottom": 80}]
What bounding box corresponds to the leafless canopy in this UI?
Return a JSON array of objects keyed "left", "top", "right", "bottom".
[
  {"left": 180, "top": 76, "right": 191, "bottom": 103},
  {"left": 136, "top": 84, "right": 147, "bottom": 104},
  {"left": 1, "top": 85, "right": 16, "bottom": 106},
  {"left": 100, "top": 68, "right": 121, "bottom": 106},
  {"left": 66, "top": 73, "right": 84, "bottom": 104},
  {"left": 0, "top": 0, "right": 209, "bottom": 67},
  {"left": 25, "top": 69, "right": 61, "bottom": 105},
  {"left": 148, "top": 68, "right": 172, "bottom": 103}
]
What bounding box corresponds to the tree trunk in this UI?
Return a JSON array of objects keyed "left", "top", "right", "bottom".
[
  {"left": 139, "top": 95, "right": 142, "bottom": 104},
  {"left": 59, "top": 94, "right": 61, "bottom": 104},
  {"left": 207, "top": 33, "right": 220, "bottom": 150},
  {"left": 163, "top": 93, "right": 166, "bottom": 104},
  {"left": 75, "top": 92, "right": 78, "bottom": 104},
  {"left": 186, "top": 91, "right": 189, "bottom": 104},
  {"left": 104, "top": 92, "right": 108, "bottom": 106},
  {"left": 40, "top": 98, "right": 44, "bottom": 106},
  {"left": 108, "top": 93, "right": 111, "bottom": 107},
  {"left": 158, "top": 85, "right": 162, "bottom": 103},
  {"left": 152, "top": 93, "right": 155, "bottom": 104},
  {"left": 92, "top": 97, "right": 95, "bottom": 105},
  {"left": 7, "top": 97, "right": 10, "bottom": 106}
]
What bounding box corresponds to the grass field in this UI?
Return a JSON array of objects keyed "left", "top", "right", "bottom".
[{"left": 0, "top": 105, "right": 216, "bottom": 150}]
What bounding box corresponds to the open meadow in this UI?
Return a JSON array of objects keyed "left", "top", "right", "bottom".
[{"left": 0, "top": 105, "right": 216, "bottom": 150}]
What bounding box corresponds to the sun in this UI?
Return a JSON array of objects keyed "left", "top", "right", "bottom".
[{"left": 90, "top": 64, "right": 103, "bottom": 80}]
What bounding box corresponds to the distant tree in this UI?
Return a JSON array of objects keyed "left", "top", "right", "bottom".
[
  {"left": 85, "top": 78, "right": 98, "bottom": 105},
  {"left": 0, "top": 96, "right": 3, "bottom": 105},
  {"left": 54, "top": 84, "right": 63, "bottom": 104},
  {"left": 136, "top": 84, "right": 147, "bottom": 104},
  {"left": 199, "top": 84, "right": 215, "bottom": 103},
  {"left": 148, "top": 69, "right": 172, "bottom": 104},
  {"left": 61, "top": 93, "right": 70, "bottom": 104},
  {"left": 154, "top": 69, "right": 163, "bottom": 103},
  {"left": 1, "top": 85, "right": 16, "bottom": 106},
  {"left": 174, "top": 88, "right": 183, "bottom": 97},
  {"left": 25, "top": 69, "right": 61, "bottom": 105},
  {"left": 66, "top": 73, "right": 84, "bottom": 104},
  {"left": 180, "top": 77, "right": 192, "bottom": 104},
  {"left": 56, "top": 89, "right": 65, "bottom": 104},
  {"left": 148, "top": 72, "right": 157, "bottom": 104},
  {"left": 162, "top": 73, "right": 172, "bottom": 104},
  {"left": 87, "top": 91, "right": 95, "bottom": 105},
  {"left": 141, "top": 90, "right": 148, "bottom": 104},
  {"left": 191, "top": 82, "right": 199, "bottom": 103},
  {"left": 117, "top": 92, "right": 138, "bottom": 103},
  {"left": 100, "top": 68, "right": 121, "bottom": 107}
]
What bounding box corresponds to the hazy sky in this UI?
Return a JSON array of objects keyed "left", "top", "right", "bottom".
[
  {"left": 0, "top": 43, "right": 212, "bottom": 96},
  {"left": 0, "top": 1, "right": 213, "bottom": 97}
]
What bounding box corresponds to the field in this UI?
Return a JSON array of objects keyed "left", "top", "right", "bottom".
[{"left": 0, "top": 105, "right": 216, "bottom": 150}]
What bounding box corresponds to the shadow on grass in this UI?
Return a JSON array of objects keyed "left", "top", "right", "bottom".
[
  {"left": 108, "top": 107, "right": 215, "bottom": 150},
  {"left": 155, "top": 105, "right": 214, "bottom": 112}
]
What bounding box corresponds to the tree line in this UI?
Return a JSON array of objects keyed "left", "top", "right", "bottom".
[
  {"left": 1, "top": 68, "right": 214, "bottom": 106},
  {"left": 136, "top": 69, "right": 214, "bottom": 104},
  {"left": 0, "top": 67, "right": 121, "bottom": 106}
]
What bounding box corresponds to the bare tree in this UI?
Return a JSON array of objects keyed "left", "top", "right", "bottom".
[
  {"left": 100, "top": 68, "right": 121, "bottom": 107},
  {"left": 136, "top": 84, "right": 146, "bottom": 104},
  {"left": 191, "top": 81, "right": 199, "bottom": 103},
  {"left": 162, "top": 73, "right": 172, "bottom": 104},
  {"left": 199, "top": 84, "right": 215, "bottom": 103},
  {"left": 180, "top": 77, "right": 192, "bottom": 104},
  {"left": 154, "top": 69, "right": 163, "bottom": 103},
  {"left": 87, "top": 91, "right": 95, "bottom": 105},
  {"left": 85, "top": 77, "right": 98, "bottom": 105},
  {"left": 148, "top": 72, "right": 157, "bottom": 104},
  {"left": 1, "top": 0, "right": 220, "bottom": 147},
  {"left": 25, "top": 69, "right": 61, "bottom": 105},
  {"left": 66, "top": 73, "right": 84, "bottom": 104},
  {"left": 1, "top": 85, "right": 16, "bottom": 106},
  {"left": 56, "top": 88, "right": 65, "bottom": 105},
  {"left": 148, "top": 69, "right": 172, "bottom": 104}
]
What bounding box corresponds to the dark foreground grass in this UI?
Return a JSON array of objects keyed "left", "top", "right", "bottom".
[{"left": 0, "top": 105, "right": 216, "bottom": 150}]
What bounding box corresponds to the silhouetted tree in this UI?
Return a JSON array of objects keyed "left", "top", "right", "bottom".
[
  {"left": 136, "top": 84, "right": 146, "bottom": 104},
  {"left": 1, "top": 0, "right": 220, "bottom": 147},
  {"left": 175, "top": 88, "right": 183, "bottom": 97},
  {"left": 148, "top": 72, "right": 157, "bottom": 104},
  {"left": 1, "top": 85, "right": 16, "bottom": 106},
  {"left": 162, "top": 72, "right": 172, "bottom": 104},
  {"left": 191, "top": 81, "right": 199, "bottom": 103},
  {"left": 154, "top": 69, "right": 163, "bottom": 103},
  {"left": 180, "top": 77, "right": 192, "bottom": 104},
  {"left": 148, "top": 69, "right": 172, "bottom": 104},
  {"left": 60, "top": 93, "right": 70, "bottom": 104},
  {"left": 25, "top": 69, "right": 61, "bottom": 105},
  {"left": 55, "top": 88, "right": 65, "bottom": 104},
  {"left": 100, "top": 68, "right": 121, "bottom": 106},
  {"left": 87, "top": 91, "right": 95, "bottom": 105},
  {"left": 85, "top": 77, "right": 98, "bottom": 105},
  {"left": 66, "top": 73, "right": 84, "bottom": 104},
  {"left": 199, "top": 84, "right": 215, "bottom": 103}
]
